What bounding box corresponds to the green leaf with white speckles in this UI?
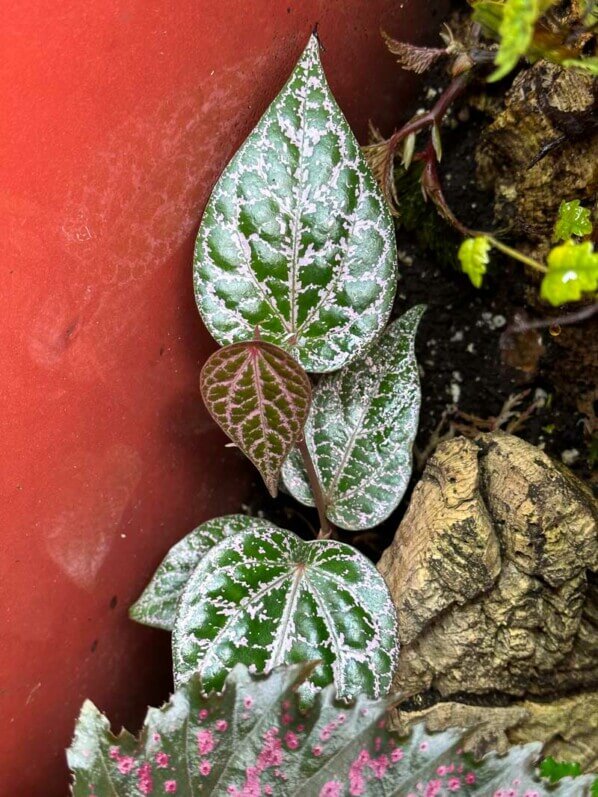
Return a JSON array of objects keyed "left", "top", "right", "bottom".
[
  {"left": 193, "top": 36, "right": 397, "bottom": 373},
  {"left": 200, "top": 341, "right": 312, "bottom": 496},
  {"left": 282, "top": 307, "right": 423, "bottom": 531},
  {"left": 129, "top": 515, "right": 278, "bottom": 631},
  {"left": 68, "top": 663, "right": 593, "bottom": 797},
  {"left": 172, "top": 525, "right": 399, "bottom": 705}
]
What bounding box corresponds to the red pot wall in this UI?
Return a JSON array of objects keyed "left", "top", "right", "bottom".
[{"left": 1, "top": 1, "right": 447, "bottom": 794}]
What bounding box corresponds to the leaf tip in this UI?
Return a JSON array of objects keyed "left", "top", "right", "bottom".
[
  {"left": 410, "top": 303, "right": 427, "bottom": 322},
  {"left": 266, "top": 479, "right": 279, "bottom": 499},
  {"left": 303, "top": 30, "right": 323, "bottom": 64}
]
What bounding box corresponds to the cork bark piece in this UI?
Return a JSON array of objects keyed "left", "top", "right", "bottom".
[
  {"left": 378, "top": 432, "right": 598, "bottom": 698},
  {"left": 390, "top": 691, "right": 598, "bottom": 773},
  {"left": 476, "top": 61, "right": 598, "bottom": 242},
  {"left": 378, "top": 432, "right": 598, "bottom": 767}
]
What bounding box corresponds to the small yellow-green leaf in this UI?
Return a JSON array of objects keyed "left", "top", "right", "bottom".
[
  {"left": 487, "top": 0, "right": 545, "bottom": 82},
  {"left": 458, "top": 236, "right": 492, "bottom": 288},
  {"left": 540, "top": 240, "right": 598, "bottom": 306},
  {"left": 562, "top": 56, "right": 598, "bottom": 76},
  {"left": 472, "top": 0, "right": 505, "bottom": 37},
  {"left": 200, "top": 341, "right": 311, "bottom": 496},
  {"left": 553, "top": 200, "right": 593, "bottom": 242},
  {"left": 431, "top": 124, "right": 443, "bottom": 162},
  {"left": 402, "top": 132, "right": 416, "bottom": 169}
]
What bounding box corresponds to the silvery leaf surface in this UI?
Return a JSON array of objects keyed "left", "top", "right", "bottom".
[
  {"left": 193, "top": 36, "right": 397, "bottom": 373},
  {"left": 172, "top": 524, "right": 399, "bottom": 705},
  {"left": 129, "top": 515, "right": 277, "bottom": 631},
  {"left": 282, "top": 306, "right": 424, "bottom": 530}
]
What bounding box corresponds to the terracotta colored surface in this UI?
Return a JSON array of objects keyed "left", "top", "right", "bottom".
[{"left": 1, "top": 1, "right": 447, "bottom": 793}]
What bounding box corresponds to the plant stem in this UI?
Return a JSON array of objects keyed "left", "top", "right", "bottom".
[
  {"left": 297, "top": 438, "right": 333, "bottom": 540},
  {"left": 509, "top": 302, "right": 598, "bottom": 332},
  {"left": 416, "top": 147, "right": 550, "bottom": 277},
  {"left": 382, "top": 71, "right": 472, "bottom": 199},
  {"left": 420, "top": 145, "right": 472, "bottom": 236},
  {"left": 487, "top": 236, "right": 547, "bottom": 274}
]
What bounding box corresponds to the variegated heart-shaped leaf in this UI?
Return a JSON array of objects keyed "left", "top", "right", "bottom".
[
  {"left": 282, "top": 306, "right": 423, "bottom": 530},
  {"left": 201, "top": 341, "right": 311, "bottom": 497},
  {"left": 172, "top": 524, "right": 398, "bottom": 704},
  {"left": 193, "top": 36, "right": 397, "bottom": 373},
  {"left": 129, "top": 515, "right": 278, "bottom": 631},
  {"left": 68, "top": 663, "right": 592, "bottom": 797}
]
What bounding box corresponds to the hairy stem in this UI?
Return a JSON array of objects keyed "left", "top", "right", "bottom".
[{"left": 297, "top": 438, "right": 333, "bottom": 539}]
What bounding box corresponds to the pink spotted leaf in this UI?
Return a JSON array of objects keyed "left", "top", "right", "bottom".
[
  {"left": 68, "top": 663, "right": 592, "bottom": 796},
  {"left": 200, "top": 340, "right": 311, "bottom": 496}
]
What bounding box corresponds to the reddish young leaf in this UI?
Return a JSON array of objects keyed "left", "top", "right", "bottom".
[
  {"left": 382, "top": 30, "right": 447, "bottom": 73},
  {"left": 200, "top": 341, "right": 311, "bottom": 496}
]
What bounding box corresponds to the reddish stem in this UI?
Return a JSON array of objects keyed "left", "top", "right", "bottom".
[
  {"left": 297, "top": 438, "right": 334, "bottom": 540},
  {"left": 382, "top": 71, "right": 472, "bottom": 199},
  {"left": 419, "top": 144, "right": 474, "bottom": 236}
]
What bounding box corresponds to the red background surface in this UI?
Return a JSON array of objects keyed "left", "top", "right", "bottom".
[{"left": 1, "top": 2, "right": 447, "bottom": 794}]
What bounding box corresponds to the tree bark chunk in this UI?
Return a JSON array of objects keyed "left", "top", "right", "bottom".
[
  {"left": 390, "top": 691, "right": 598, "bottom": 772},
  {"left": 378, "top": 432, "right": 598, "bottom": 699},
  {"left": 476, "top": 61, "right": 598, "bottom": 242}
]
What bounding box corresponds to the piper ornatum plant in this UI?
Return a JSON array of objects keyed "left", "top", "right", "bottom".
[
  {"left": 130, "top": 34, "right": 418, "bottom": 705},
  {"left": 69, "top": 36, "right": 595, "bottom": 796}
]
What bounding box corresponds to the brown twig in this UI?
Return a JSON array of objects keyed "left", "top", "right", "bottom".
[
  {"left": 508, "top": 303, "right": 598, "bottom": 334},
  {"left": 452, "top": 390, "right": 541, "bottom": 438},
  {"left": 413, "top": 409, "right": 456, "bottom": 471}
]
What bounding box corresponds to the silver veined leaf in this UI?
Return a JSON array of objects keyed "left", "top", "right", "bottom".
[
  {"left": 172, "top": 524, "right": 399, "bottom": 705},
  {"left": 193, "top": 35, "right": 397, "bottom": 373},
  {"left": 68, "top": 663, "right": 592, "bottom": 797},
  {"left": 200, "top": 341, "right": 312, "bottom": 497},
  {"left": 129, "top": 515, "right": 278, "bottom": 631},
  {"left": 282, "top": 306, "right": 424, "bottom": 531}
]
